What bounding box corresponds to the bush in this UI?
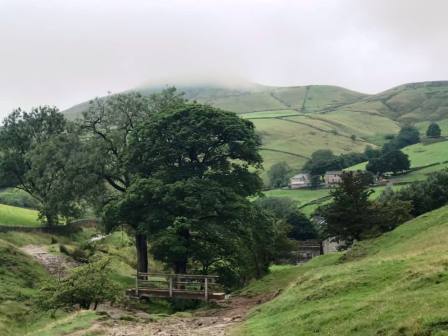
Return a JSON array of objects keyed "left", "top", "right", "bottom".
[{"left": 37, "top": 258, "right": 121, "bottom": 313}]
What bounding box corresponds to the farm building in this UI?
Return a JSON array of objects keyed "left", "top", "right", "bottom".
[
  {"left": 324, "top": 171, "right": 342, "bottom": 186},
  {"left": 290, "top": 173, "right": 311, "bottom": 189}
]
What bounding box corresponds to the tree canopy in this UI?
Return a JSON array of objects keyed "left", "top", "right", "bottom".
[
  {"left": 0, "top": 107, "right": 96, "bottom": 226},
  {"left": 426, "top": 122, "right": 442, "bottom": 138},
  {"left": 267, "top": 162, "right": 291, "bottom": 188},
  {"left": 366, "top": 150, "right": 410, "bottom": 175}
]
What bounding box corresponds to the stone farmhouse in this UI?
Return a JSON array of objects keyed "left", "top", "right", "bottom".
[
  {"left": 289, "top": 173, "right": 311, "bottom": 189},
  {"left": 324, "top": 171, "right": 343, "bottom": 186}
]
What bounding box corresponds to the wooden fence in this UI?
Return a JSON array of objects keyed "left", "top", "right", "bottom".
[{"left": 128, "top": 272, "right": 225, "bottom": 301}]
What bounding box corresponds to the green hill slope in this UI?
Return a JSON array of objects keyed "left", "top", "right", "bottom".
[
  {"left": 0, "top": 239, "right": 49, "bottom": 335},
  {"left": 347, "top": 139, "right": 448, "bottom": 182},
  {"left": 0, "top": 204, "right": 40, "bottom": 227},
  {"left": 63, "top": 81, "right": 448, "bottom": 175},
  {"left": 234, "top": 205, "right": 448, "bottom": 336}
]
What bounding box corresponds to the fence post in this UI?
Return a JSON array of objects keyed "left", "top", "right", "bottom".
[
  {"left": 204, "top": 277, "right": 208, "bottom": 302},
  {"left": 169, "top": 275, "right": 173, "bottom": 298},
  {"left": 136, "top": 271, "right": 139, "bottom": 297}
]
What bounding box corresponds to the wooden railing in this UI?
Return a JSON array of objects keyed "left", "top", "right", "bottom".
[{"left": 131, "top": 272, "right": 224, "bottom": 301}]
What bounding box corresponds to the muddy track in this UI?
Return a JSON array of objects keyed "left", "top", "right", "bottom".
[{"left": 68, "top": 294, "right": 276, "bottom": 336}]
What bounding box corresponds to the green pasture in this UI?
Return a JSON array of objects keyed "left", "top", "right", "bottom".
[
  {"left": 0, "top": 204, "right": 40, "bottom": 227},
  {"left": 234, "top": 205, "right": 448, "bottom": 335}
]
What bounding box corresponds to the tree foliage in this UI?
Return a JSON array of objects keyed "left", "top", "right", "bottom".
[
  {"left": 426, "top": 122, "right": 442, "bottom": 138},
  {"left": 318, "top": 171, "right": 374, "bottom": 244},
  {"left": 381, "top": 170, "right": 448, "bottom": 217},
  {"left": 303, "top": 150, "right": 367, "bottom": 176},
  {"left": 254, "top": 197, "right": 318, "bottom": 240},
  {"left": 37, "top": 258, "right": 120, "bottom": 314},
  {"left": 366, "top": 150, "right": 410, "bottom": 175},
  {"left": 267, "top": 162, "right": 291, "bottom": 188},
  {"left": 318, "top": 171, "right": 413, "bottom": 246},
  {"left": 0, "top": 107, "right": 95, "bottom": 226},
  {"left": 80, "top": 89, "right": 186, "bottom": 273}
]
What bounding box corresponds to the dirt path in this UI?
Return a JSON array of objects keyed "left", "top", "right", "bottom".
[
  {"left": 20, "top": 244, "right": 78, "bottom": 277},
  {"left": 68, "top": 295, "right": 271, "bottom": 336}
]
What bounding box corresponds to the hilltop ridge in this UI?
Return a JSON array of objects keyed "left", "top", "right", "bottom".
[{"left": 63, "top": 81, "right": 448, "bottom": 174}]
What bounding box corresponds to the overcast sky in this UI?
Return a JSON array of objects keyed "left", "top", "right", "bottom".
[{"left": 1, "top": 0, "right": 448, "bottom": 117}]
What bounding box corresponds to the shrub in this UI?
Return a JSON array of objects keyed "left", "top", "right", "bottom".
[{"left": 37, "top": 258, "right": 121, "bottom": 313}]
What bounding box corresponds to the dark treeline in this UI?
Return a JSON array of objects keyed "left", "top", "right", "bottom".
[{"left": 0, "top": 89, "right": 300, "bottom": 289}]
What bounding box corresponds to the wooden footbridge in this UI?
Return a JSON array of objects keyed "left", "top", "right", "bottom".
[{"left": 128, "top": 272, "right": 225, "bottom": 301}]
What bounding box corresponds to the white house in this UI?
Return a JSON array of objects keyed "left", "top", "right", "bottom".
[{"left": 290, "top": 173, "right": 311, "bottom": 189}]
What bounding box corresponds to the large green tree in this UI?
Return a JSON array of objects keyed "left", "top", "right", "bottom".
[
  {"left": 0, "top": 107, "right": 94, "bottom": 226},
  {"left": 117, "top": 104, "right": 267, "bottom": 280},
  {"left": 366, "top": 150, "right": 410, "bottom": 175},
  {"left": 81, "top": 89, "right": 186, "bottom": 273}
]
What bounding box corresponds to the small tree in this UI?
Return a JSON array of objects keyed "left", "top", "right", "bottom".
[
  {"left": 318, "top": 171, "right": 374, "bottom": 245},
  {"left": 38, "top": 259, "right": 120, "bottom": 314},
  {"left": 426, "top": 122, "right": 442, "bottom": 138},
  {"left": 267, "top": 162, "right": 291, "bottom": 188},
  {"left": 394, "top": 125, "right": 420, "bottom": 148}
]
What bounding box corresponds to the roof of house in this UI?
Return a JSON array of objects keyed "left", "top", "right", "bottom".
[
  {"left": 325, "top": 171, "right": 343, "bottom": 175},
  {"left": 291, "top": 173, "right": 310, "bottom": 178}
]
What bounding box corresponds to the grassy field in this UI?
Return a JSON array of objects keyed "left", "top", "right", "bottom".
[
  {"left": 233, "top": 204, "right": 448, "bottom": 335},
  {"left": 264, "top": 185, "right": 402, "bottom": 217},
  {"left": 0, "top": 204, "right": 40, "bottom": 227},
  {"left": 348, "top": 139, "right": 448, "bottom": 174}
]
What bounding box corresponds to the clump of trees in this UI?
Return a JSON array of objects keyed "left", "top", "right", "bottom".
[
  {"left": 317, "top": 171, "right": 412, "bottom": 245},
  {"left": 303, "top": 150, "right": 367, "bottom": 176},
  {"left": 366, "top": 149, "right": 410, "bottom": 175},
  {"left": 426, "top": 122, "right": 442, "bottom": 138},
  {"left": 318, "top": 169, "right": 448, "bottom": 247},
  {"left": 379, "top": 170, "right": 448, "bottom": 217},
  {"left": 0, "top": 88, "right": 291, "bottom": 289},
  {"left": 365, "top": 125, "right": 418, "bottom": 176}
]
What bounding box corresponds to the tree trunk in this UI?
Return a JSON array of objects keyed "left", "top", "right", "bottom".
[
  {"left": 46, "top": 213, "right": 55, "bottom": 227},
  {"left": 135, "top": 232, "right": 149, "bottom": 274},
  {"left": 174, "top": 260, "right": 187, "bottom": 274}
]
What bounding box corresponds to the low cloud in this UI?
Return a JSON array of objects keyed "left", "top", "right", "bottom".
[{"left": 1, "top": 0, "right": 447, "bottom": 117}]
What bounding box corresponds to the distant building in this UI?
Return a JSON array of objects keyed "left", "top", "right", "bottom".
[
  {"left": 290, "top": 173, "right": 311, "bottom": 189},
  {"left": 324, "top": 171, "right": 343, "bottom": 186},
  {"left": 295, "top": 240, "right": 322, "bottom": 263}
]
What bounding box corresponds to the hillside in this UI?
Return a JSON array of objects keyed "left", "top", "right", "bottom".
[
  {"left": 347, "top": 139, "right": 448, "bottom": 184},
  {"left": 0, "top": 204, "right": 39, "bottom": 227},
  {"left": 63, "top": 81, "right": 448, "bottom": 174},
  {"left": 233, "top": 204, "right": 448, "bottom": 335}
]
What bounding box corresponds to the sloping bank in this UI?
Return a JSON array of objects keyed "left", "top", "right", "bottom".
[{"left": 232, "top": 205, "right": 448, "bottom": 335}]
